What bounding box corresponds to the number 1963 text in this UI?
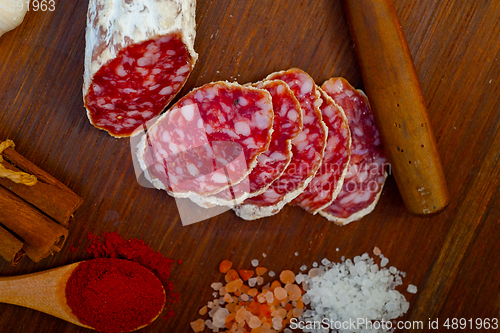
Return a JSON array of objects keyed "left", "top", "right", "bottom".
[{"left": 0, "top": 0, "right": 56, "bottom": 12}]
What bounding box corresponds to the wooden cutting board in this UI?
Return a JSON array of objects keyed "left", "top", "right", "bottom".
[{"left": 0, "top": 0, "right": 499, "bottom": 332}]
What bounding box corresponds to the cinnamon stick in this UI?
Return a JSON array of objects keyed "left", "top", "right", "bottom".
[
  {"left": 0, "top": 147, "right": 82, "bottom": 227},
  {"left": 0, "top": 225, "right": 24, "bottom": 264},
  {"left": 0, "top": 186, "right": 68, "bottom": 262}
]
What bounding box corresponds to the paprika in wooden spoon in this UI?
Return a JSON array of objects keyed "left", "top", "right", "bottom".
[{"left": 0, "top": 258, "right": 166, "bottom": 332}]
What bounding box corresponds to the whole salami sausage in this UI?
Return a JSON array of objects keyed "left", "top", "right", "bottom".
[
  {"left": 190, "top": 79, "right": 303, "bottom": 207},
  {"left": 234, "top": 69, "right": 328, "bottom": 220},
  {"left": 83, "top": 0, "right": 198, "bottom": 137},
  {"left": 136, "top": 81, "right": 274, "bottom": 199},
  {"left": 319, "top": 78, "right": 388, "bottom": 225},
  {"left": 291, "top": 86, "right": 351, "bottom": 214}
]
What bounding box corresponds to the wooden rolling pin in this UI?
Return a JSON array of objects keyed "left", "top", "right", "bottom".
[{"left": 342, "top": 0, "right": 450, "bottom": 215}]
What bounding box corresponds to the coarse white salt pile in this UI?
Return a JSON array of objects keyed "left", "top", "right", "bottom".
[{"left": 297, "top": 251, "right": 412, "bottom": 333}]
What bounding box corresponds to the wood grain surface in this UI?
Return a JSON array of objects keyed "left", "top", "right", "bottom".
[{"left": 0, "top": 0, "right": 499, "bottom": 332}]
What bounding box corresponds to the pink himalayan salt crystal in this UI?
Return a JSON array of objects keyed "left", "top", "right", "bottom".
[
  {"left": 265, "top": 290, "right": 274, "bottom": 303},
  {"left": 190, "top": 319, "right": 205, "bottom": 332},
  {"left": 235, "top": 307, "right": 247, "bottom": 324},
  {"left": 272, "top": 316, "right": 283, "bottom": 330},
  {"left": 274, "top": 286, "right": 288, "bottom": 300},
  {"left": 287, "top": 284, "right": 302, "bottom": 301},
  {"left": 248, "top": 315, "right": 262, "bottom": 329}
]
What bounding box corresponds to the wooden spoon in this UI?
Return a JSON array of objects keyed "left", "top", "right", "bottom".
[{"left": 0, "top": 260, "right": 165, "bottom": 331}]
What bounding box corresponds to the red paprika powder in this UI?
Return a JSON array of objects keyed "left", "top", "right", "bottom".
[
  {"left": 86, "top": 232, "right": 179, "bottom": 318},
  {"left": 65, "top": 258, "right": 165, "bottom": 333}
]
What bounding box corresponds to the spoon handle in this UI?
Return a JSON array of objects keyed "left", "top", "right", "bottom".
[{"left": 0, "top": 263, "right": 89, "bottom": 328}]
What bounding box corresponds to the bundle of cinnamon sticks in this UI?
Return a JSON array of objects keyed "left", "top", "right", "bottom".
[{"left": 0, "top": 140, "right": 82, "bottom": 265}]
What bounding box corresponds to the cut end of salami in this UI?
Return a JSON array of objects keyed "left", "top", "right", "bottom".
[
  {"left": 318, "top": 77, "right": 388, "bottom": 224},
  {"left": 190, "top": 79, "right": 303, "bottom": 208},
  {"left": 136, "top": 81, "right": 274, "bottom": 199},
  {"left": 83, "top": 0, "right": 198, "bottom": 138},
  {"left": 319, "top": 171, "right": 387, "bottom": 226},
  {"left": 85, "top": 33, "right": 196, "bottom": 137}
]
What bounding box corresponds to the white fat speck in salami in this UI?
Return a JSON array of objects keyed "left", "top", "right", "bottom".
[
  {"left": 233, "top": 69, "right": 328, "bottom": 220},
  {"left": 291, "top": 86, "right": 351, "bottom": 214},
  {"left": 136, "top": 81, "right": 274, "bottom": 198},
  {"left": 319, "top": 78, "right": 387, "bottom": 225},
  {"left": 190, "top": 80, "right": 303, "bottom": 207},
  {"left": 83, "top": 0, "right": 198, "bottom": 138}
]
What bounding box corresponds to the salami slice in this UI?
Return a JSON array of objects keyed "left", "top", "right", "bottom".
[
  {"left": 190, "top": 80, "right": 303, "bottom": 207},
  {"left": 319, "top": 78, "right": 388, "bottom": 225},
  {"left": 291, "top": 86, "right": 351, "bottom": 214},
  {"left": 233, "top": 69, "right": 328, "bottom": 220},
  {"left": 136, "top": 81, "right": 274, "bottom": 198},
  {"left": 83, "top": 0, "right": 198, "bottom": 137}
]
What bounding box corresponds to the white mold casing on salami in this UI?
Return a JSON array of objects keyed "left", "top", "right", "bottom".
[
  {"left": 83, "top": 0, "right": 198, "bottom": 137},
  {"left": 233, "top": 69, "right": 328, "bottom": 220},
  {"left": 189, "top": 80, "right": 303, "bottom": 207},
  {"left": 136, "top": 81, "right": 274, "bottom": 199}
]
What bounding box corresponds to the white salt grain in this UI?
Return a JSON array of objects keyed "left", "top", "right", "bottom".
[
  {"left": 300, "top": 265, "right": 308, "bottom": 271},
  {"left": 262, "top": 253, "right": 267, "bottom": 258},
  {"left": 211, "top": 282, "right": 223, "bottom": 291},
  {"left": 268, "top": 271, "right": 276, "bottom": 277},
  {"left": 248, "top": 277, "right": 258, "bottom": 287},
  {"left": 208, "top": 305, "right": 220, "bottom": 318},
  {"left": 407, "top": 284, "right": 418, "bottom": 294},
  {"left": 300, "top": 253, "right": 411, "bottom": 333},
  {"left": 294, "top": 252, "right": 299, "bottom": 256},
  {"left": 312, "top": 262, "right": 318, "bottom": 268},
  {"left": 212, "top": 308, "right": 229, "bottom": 328},
  {"left": 205, "top": 319, "right": 214, "bottom": 330},
  {"left": 295, "top": 273, "right": 306, "bottom": 284},
  {"left": 381, "top": 257, "right": 389, "bottom": 267},
  {"left": 251, "top": 259, "right": 259, "bottom": 267}
]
